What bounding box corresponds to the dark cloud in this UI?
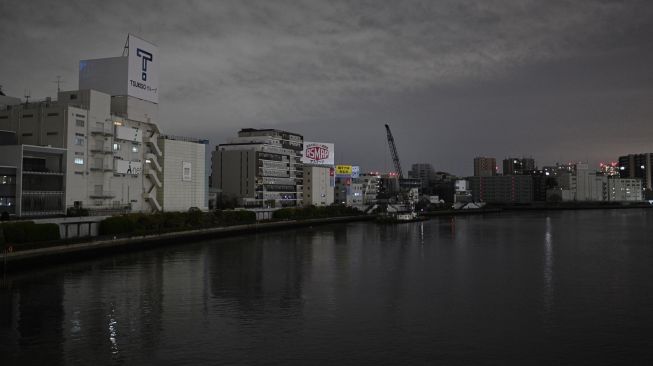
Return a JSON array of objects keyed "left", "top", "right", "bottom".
[{"left": 1, "top": 0, "right": 653, "bottom": 175}]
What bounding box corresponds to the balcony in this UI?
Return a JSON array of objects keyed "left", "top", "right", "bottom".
[
  {"left": 89, "top": 191, "right": 116, "bottom": 199},
  {"left": 90, "top": 126, "right": 114, "bottom": 136},
  {"left": 90, "top": 146, "right": 113, "bottom": 154}
]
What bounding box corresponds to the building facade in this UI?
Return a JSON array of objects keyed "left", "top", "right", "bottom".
[
  {"left": 503, "top": 157, "right": 535, "bottom": 175},
  {"left": 212, "top": 129, "right": 304, "bottom": 207},
  {"left": 469, "top": 175, "right": 533, "bottom": 203},
  {"left": 473, "top": 157, "right": 497, "bottom": 177},
  {"left": 302, "top": 165, "right": 334, "bottom": 206}
]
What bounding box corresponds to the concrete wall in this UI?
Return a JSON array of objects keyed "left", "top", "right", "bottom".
[
  {"left": 302, "top": 166, "right": 334, "bottom": 206},
  {"left": 159, "top": 138, "right": 207, "bottom": 211}
]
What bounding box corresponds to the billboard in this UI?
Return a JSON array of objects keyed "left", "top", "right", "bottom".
[
  {"left": 115, "top": 160, "right": 142, "bottom": 176},
  {"left": 128, "top": 34, "right": 159, "bottom": 104},
  {"left": 301, "top": 142, "right": 334, "bottom": 166},
  {"left": 351, "top": 166, "right": 360, "bottom": 179},
  {"left": 116, "top": 125, "right": 143, "bottom": 142},
  {"left": 335, "top": 165, "right": 352, "bottom": 177}
]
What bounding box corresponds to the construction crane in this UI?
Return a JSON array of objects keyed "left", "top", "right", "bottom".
[{"left": 384, "top": 124, "right": 403, "bottom": 179}]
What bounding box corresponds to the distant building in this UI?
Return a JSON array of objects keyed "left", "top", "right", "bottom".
[
  {"left": 408, "top": 163, "right": 435, "bottom": 189},
  {"left": 454, "top": 179, "right": 472, "bottom": 204},
  {"left": 212, "top": 128, "right": 304, "bottom": 207},
  {"left": 334, "top": 177, "right": 363, "bottom": 206},
  {"left": 469, "top": 175, "right": 533, "bottom": 203},
  {"left": 503, "top": 157, "right": 535, "bottom": 175},
  {"left": 358, "top": 172, "right": 381, "bottom": 205},
  {"left": 608, "top": 178, "right": 643, "bottom": 201},
  {"left": 473, "top": 157, "right": 497, "bottom": 177},
  {"left": 618, "top": 153, "right": 652, "bottom": 198}
]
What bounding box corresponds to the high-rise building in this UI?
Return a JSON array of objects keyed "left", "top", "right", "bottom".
[
  {"left": 503, "top": 157, "right": 535, "bottom": 175},
  {"left": 211, "top": 128, "right": 304, "bottom": 207},
  {"left": 473, "top": 157, "right": 497, "bottom": 177},
  {"left": 408, "top": 163, "right": 435, "bottom": 188},
  {"left": 618, "top": 153, "right": 652, "bottom": 194}
]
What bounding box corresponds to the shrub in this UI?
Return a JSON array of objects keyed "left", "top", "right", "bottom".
[{"left": 0, "top": 221, "right": 60, "bottom": 244}]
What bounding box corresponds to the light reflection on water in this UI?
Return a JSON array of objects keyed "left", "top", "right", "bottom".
[{"left": 1, "top": 209, "right": 653, "bottom": 365}]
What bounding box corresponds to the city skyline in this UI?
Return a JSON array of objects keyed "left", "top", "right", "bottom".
[{"left": 2, "top": 0, "right": 653, "bottom": 175}]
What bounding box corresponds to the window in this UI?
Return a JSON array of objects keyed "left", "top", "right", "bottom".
[
  {"left": 74, "top": 137, "right": 85, "bottom": 146},
  {"left": 46, "top": 132, "right": 58, "bottom": 136},
  {"left": 22, "top": 114, "right": 33, "bottom": 118},
  {"left": 22, "top": 133, "right": 33, "bottom": 137},
  {"left": 47, "top": 112, "right": 59, "bottom": 117},
  {"left": 113, "top": 143, "right": 121, "bottom": 151},
  {"left": 70, "top": 94, "right": 77, "bottom": 100},
  {"left": 74, "top": 151, "right": 84, "bottom": 156},
  {"left": 75, "top": 132, "right": 85, "bottom": 137},
  {"left": 76, "top": 119, "right": 85, "bottom": 127},
  {"left": 131, "top": 145, "right": 139, "bottom": 153},
  {"left": 74, "top": 158, "right": 84, "bottom": 165},
  {"left": 0, "top": 116, "right": 7, "bottom": 119},
  {"left": 75, "top": 113, "right": 85, "bottom": 118}
]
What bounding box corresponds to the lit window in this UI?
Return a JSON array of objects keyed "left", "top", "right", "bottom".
[
  {"left": 113, "top": 143, "right": 120, "bottom": 151},
  {"left": 74, "top": 158, "right": 84, "bottom": 165},
  {"left": 132, "top": 145, "right": 139, "bottom": 153}
]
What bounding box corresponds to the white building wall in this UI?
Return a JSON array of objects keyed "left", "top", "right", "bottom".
[
  {"left": 159, "top": 138, "right": 207, "bottom": 211},
  {"left": 302, "top": 166, "right": 334, "bottom": 206}
]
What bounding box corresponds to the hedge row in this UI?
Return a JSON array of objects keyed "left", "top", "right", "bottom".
[
  {"left": 272, "top": 205, "right": 363, "bottom": 220},
  {"left": 0, "top": 221, "right": 61, "bottom": 244},
  {"left": 98, "top": 210, "right": 257, "bottom": 236}
]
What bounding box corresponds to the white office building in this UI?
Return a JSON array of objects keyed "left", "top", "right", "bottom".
[{"left": 0, "top": 35, "right": 207, "bottom": 216}]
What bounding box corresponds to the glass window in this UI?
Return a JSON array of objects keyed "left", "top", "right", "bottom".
[
  {"left": 76, "top": 119, "right": 85, "bottom": 127},
  {"left": 74, "top": 158, "right": 84, "bottom": 165},
  {"left": 132, "top": 145, "right": 139, "bottom": 153},
  {"left": 113, "top": 143, "right": 121, "bottom": 151},
  {"left": 74, "top": 137, "right": 85, "bottom": 146}
]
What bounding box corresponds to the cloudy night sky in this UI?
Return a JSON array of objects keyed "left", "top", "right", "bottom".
[{"left": 1, "top": 0, "right": 653, "bottom": 175}]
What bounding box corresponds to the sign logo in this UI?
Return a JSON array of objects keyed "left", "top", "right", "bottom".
[
  {"left": 136, "top": 48, "right": 153, "bottom": 81},
  {"left": 301, "top": 142, "right": 335, "bottom": 165},
  {"left": 305, "top": 144, "right": 329, "bottom": 161}
]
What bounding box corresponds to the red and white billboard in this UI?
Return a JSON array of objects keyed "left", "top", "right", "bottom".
[{"left": 301, "top": 142, "right": 334, "bottom": 166}]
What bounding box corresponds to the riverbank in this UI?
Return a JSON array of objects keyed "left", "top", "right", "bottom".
[{"left": 1, "top": 215, "right": 374, "bottom": 273}]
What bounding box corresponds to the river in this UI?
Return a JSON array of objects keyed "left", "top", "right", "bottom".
[{"left": 2, "top": 209, "right": 653, "bottom": 365}]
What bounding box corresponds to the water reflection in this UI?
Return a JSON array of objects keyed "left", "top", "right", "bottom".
[
  {"left": 543, "top": 216, "right": 554, "bottom": 321},
  {"left": 1, "top": 211, "right": 653, "bottom": 365}
]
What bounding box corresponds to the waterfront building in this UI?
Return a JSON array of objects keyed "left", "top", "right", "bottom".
[
  {"left": 618, "top": 153, "right": 652, "bottom": 197},
  {"left": 473, "top": 157, "right": 497, "bottom": 177},
  {"left": 503, "top": 157, "right": 535, "bottom": 175},
  {"left": 453, "top": 179, "right": 472, "bottom": 204},
  {"left": 0, "top": 35, "right": 207, "bottom": 216},
  {"left": 302, "top": 165, "right": 334, "bottom": 206},
  {"left": 358, "top": 172, "right": 381, "bottom": 205},
  {"left": 608, "top": 178, "right": 643, "bottom": 201},
  {"left": 469, "top": 175, "right": 533, "bottom": 203},
  {"left": 211, "top": 128, "right": 304, "bottom": 207}
]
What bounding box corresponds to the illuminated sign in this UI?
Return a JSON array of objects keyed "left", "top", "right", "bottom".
[
  {"left": 335, "top": 165, "right": 352, "bottom": 177},
  {"left": 128, "top": 34, "right": 158, "bottom": 103},
  {"left": 301, "top": 142, "right": 334, "bottom": 166}
]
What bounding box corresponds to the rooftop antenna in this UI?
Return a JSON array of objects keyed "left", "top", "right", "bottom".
[
  {"left": 24, "top": 89, "right": 31, "bottom": 104},
  {"left": 53, "top": 75, "right": 65, "bottom": 93}
]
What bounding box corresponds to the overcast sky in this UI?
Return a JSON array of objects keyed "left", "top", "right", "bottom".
[{"left": 1, "top": 0, "right": 653, "bottom": 175}]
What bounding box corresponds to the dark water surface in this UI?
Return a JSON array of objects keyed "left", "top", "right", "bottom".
[{"left": 2, "top": 210, "right": 653, "bottom": 365}]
